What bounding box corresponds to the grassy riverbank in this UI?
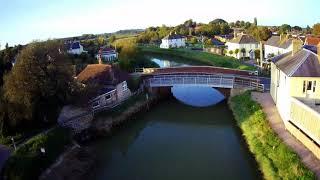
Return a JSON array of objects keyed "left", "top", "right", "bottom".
[
  {"left": 2, "top": 127, "right": 71, "bottom": 180},
  {"left": 140, "top": 46, "right": 256, "bottom": 71},
  {"left": 229, "top": 91, "right": 315, "bottom": 180}
]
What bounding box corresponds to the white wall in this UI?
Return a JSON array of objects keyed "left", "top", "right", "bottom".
[
  {"left": 264, "top": 44, "right": 292, "bottom": 58},
  {"left": 160, "top": 38, "right": 186, "bottom": 49},
  {"left": 225, "top": 42, "right": 259, "bottom": 59}
]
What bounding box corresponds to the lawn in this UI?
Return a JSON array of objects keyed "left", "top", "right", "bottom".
[
  {"left": 229, "top": 91, "right": 315, "bottom": 180},
  {"left": 140, "top": 46, "right": 256, "bottom": 71}
]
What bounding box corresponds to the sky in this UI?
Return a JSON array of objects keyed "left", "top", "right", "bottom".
[{"left": 1, "top": 0, "right": 319, "bottom": 48}]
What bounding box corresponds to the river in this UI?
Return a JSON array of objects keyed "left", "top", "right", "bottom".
[
  {"left": 90, "top": 94, "right": 261, "bottom": 180},
  {"left": 89, "top": 56, "right": 261, "bottom": 179}
]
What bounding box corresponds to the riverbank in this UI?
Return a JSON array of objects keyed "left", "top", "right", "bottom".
[
  {"left": 229, "top": 91, "right": 315, "bottom": 179},
  {"left": 140, "top": 46, "right": 256, "bottom": 71},
  {"left": 37, "top": 92, "right": 166, "bottom": 179},
  {"left": 90, "top": 93, "right": 163, "bottom": 138}
]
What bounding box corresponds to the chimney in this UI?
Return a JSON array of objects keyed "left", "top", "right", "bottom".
[{"left": 292, "top": 39, "right": 302, "bottom": 56}]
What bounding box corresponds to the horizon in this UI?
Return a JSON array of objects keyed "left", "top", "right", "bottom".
[{"left": 1, "top": 0, "right": 319, "bottom": 48}]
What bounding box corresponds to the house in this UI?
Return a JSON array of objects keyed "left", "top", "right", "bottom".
[
  {"left": 76, "top": 64, "right": 131, "bottom": 109},
  {"left": 225, "top": 34, "right": 259, "bottom": 59},
  {"left": 215, "top": 34, "right": 234, "bottom": 43},
  {"left": 304, "top": 36, "right": 320, "bottom": 46},
  {"left": 96, "top": 47, "right": 118, "bottom": 61},
  {"left": 160, "top": 32, "right": 186, "bottom": 49},
  {"left": 264, "top": 35, "right": 303, "bottom": 59},
  {"left": 270, "top": 44, "right": 320, "bottom": 158},
  {"left": 67, "top": 41, "right": 86, "bottom": 55}
]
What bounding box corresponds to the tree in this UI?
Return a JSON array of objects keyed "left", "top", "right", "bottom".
[
  {"left": 210, "top": 19, "right": 227, "bottom": 25},
  {"left": 279, "top": 24, "right": 291, "bottom": 34},
  {"left": 3, "top": 40, "right": 78, "bottom": 127},
  {"left": 234, "top": 49, "right": 239, "bottom": 57},
  {"left": 229, "top": 50, "right": 234, "bottom": 55},
  {"left": 247, "top": 26, "right": 271, "bottom": 41},
  {"left": 190, "top": 37, "right": 197, "bottom": 44},
  {"left": 240, "top": 48, "right": 246, "bottom": 60},
  {"left": 312, "top": 23, "right": 320, "bottom": 36},
  {"left": 254, "top": 17, "right": 257, "bottom": 26},
  {"left": 292, "top": 26, "right": 302, "bottom": 31},
  {"left": 97, "top": 35, "right": 106, "bottom": 46},
  {"left": 109, "top": 35, "right": 116, "bottom": 44},
  {"left": 254, "top": 49, "right": 260, "bottom": 61}
]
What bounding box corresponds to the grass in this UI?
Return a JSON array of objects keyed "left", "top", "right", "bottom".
[
  {"left": 140, "top": 46, "right": 256, "bottom": 71},
  {"left": 2, "top": 127, "right": 71, "bottom": 180},
  {"left": 229, "top": 91, "right": 315, "bottom": 180}
]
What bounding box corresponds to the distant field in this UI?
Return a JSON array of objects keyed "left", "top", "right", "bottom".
[{"left": 140, "top": 46, "right": 256, "bottom": 71}]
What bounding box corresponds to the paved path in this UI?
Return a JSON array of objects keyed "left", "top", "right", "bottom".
[{"left": 251, "top": 92, "right": 320, "bottom": 178}]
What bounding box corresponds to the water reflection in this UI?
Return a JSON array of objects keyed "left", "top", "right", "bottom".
[
  {"left": 171, "top": 86, "right": 225, "bottom": 107},
  {"left": 90, "top": 100, "right": 261, "bottom": 180}
]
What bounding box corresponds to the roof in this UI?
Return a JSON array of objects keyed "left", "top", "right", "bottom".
[
  {"left": 66, "top": 41, "right": 80, "bottom": 50},
  {"left": 76, "top": 64, "right": 129, "bottom": 85},
  {"left": 211, "top": 38, "right": 225, "bottom": 46},
  {"left": 228, "top": 34, "right": 258, "bottom": 44},
  {"left": 305, "top": 36, "right": 320, "bottom": 46},
  {"left": 265, "top": 36, "right": 293, "bottom": 49},
  {"left": 76, "top": 64, "right": 112, "bottom": 84},
  {"left": 272, "top": 48, "right": 320, "bottom": 77},
  {"left": 163, "top": 33, "right": 185, "bottom": 40},
  {"left": 99, "top": 47, "right": 115, "bottom": 53}
]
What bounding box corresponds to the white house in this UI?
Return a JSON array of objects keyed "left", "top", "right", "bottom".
[
  {"left": 96, "top": 47, "right": 118, "bottom": 61},
  {"left": 225, "top": 34, "right": 259, "bottom": 59},
  {"left": 264, "top": 35, "right": 302, "bottom": 59},
  {"left": 67, "top": 41, "right": 86, "bottom": 55},
  {"left": 160, "top": 33, "right": 186, "bottom": 49},
  {"left": 270, "top": 44, "right": 320, "bottom": 158},
  {"left": 76, "top": 64, "right": 131, "bottom": 110}
]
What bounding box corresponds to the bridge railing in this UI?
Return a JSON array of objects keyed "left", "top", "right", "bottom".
[
  {"left": 145, "top": 74, "right": 264, "bottom": 92},
  {"left": 146, "top": 74, "right": 235, "bottom": 88}
]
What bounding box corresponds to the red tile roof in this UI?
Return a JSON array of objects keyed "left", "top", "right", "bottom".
[
  {"left": 76, "top": 64, "right": 112, "bottom": 84},
  {"left": 305, "top": 36, "right": 320, "bottom": 46}
]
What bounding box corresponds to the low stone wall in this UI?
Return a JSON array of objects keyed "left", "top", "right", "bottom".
[
  {"left": 90, "top": 95, "right": 161, "bottom": 138},
  {"left": 284, "top": 121, "right": 320, "bottom": 159}
]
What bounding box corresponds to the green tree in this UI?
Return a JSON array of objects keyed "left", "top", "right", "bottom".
[
  {"left": 254, "top": 17, "right": 257, "bottom": 26},
  {"left": 109, "top": 35, "right": 116, "bottom": 44},
  {"left": 312, "top": 23, "right": 320, "bottom": 36},
  {"left": 190, "top": 37, "right": 197, "bottom": 44},
  {"left": 3, "top": 40, "right": 78, "bottom": 127},
  {"left": 279, "top": 24, "right": 291, "bottom": 34},
  {"left": 234, "top": 49, "right": 240, "bottom": 56},
  {"left": 241, "top": 48, "right": 246, "bottom": 60},
  {"left": 97, "top": 35, "right": 106, "bottom": 46},
  {"left": 229, "top": 50, "right": 234, "bottom": 55}
]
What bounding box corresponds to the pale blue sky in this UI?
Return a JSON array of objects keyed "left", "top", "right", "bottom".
[{"left": 1, "top": 0, "right": 319, "bottom": 48}]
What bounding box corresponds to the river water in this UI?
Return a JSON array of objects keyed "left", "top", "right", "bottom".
[
  {"left": 89, "top": 56, "right": 261, "bottom": 179},
  {"left": 91, "top": 97, "right": 261, "bottom": 180}
]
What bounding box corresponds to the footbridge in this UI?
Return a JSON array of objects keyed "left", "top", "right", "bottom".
[{"left": 136, "top": 66, "right": 265, "bottom": 92}]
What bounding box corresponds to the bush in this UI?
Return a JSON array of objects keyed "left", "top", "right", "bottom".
[
  {"left": 2, "top": 127, "right": 71, "bottom": 180},
  {"left": 229, "top": 91, "right": 315, "bottom": 180}
]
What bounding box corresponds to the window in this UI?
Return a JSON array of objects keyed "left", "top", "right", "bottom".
[
  {"left": 303, "top": 80, "right": 306, "bottom": 93},
  {"left": 313, "top": 81, "right": 316, "bottom": 92},
  {"left": 122, "top": 82, "right": 128, "bottom": 91},
  {"left": 105, "top": 94, "right": 111, "bottom": 100},
  {"left": 307, "top": 81, "right": 312, "bottom": 90}
]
